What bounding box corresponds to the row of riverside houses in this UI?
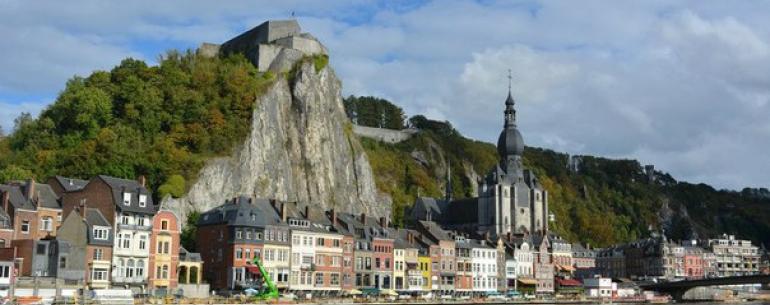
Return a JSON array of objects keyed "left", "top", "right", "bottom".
[
  {"left": 595, "top": 232, "right": 767, "bottom": 281},
  {"left": 194, "top": 194, "right": 602, "bottom": 297},
  {"left": 0, "top": 176, "right": 206, "bottom": 297}
]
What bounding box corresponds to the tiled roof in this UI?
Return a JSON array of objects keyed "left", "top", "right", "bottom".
[
  {"left": 96, "top": 175, "right": 155, "bottom": 215},
  {"left": 53, "top": 176, "right": 88, "bottom": 192}
]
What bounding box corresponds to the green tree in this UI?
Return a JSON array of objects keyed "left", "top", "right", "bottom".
[
  {"left": 0, "top": 165, "right": 33, "bottom": 183},
  {"left": 180, "top": 210, "right": 201, "bottom": 251},
  {"left": 158, "top": 174, "right": 186, "bottom": 199}
]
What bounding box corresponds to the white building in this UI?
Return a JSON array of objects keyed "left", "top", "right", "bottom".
[
  {"left": 707, "top": 234, "right": 760, "bottom": 276},
  {"left": 470, "top": 240, "right": 498, "bottom": 294},
  {"left": 583, "top": 277, "right": 612, "bottom": 298}
]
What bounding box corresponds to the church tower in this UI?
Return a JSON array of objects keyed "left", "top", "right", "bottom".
[{"left": 477, "top": 72, "right": 549, "bottom": 237}]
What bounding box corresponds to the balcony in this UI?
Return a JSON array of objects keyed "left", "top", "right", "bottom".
[
  {"left": 112, "top": 276, "right": 146, "bottom": 284},
  {"left": 118, "top": 223, "right": 152, "bottom": 231},
  {"left": 300, "top": 263, "right": 316, "bottom": 271}
]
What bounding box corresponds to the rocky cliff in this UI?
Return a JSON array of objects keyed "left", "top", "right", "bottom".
[{"left": 164, "top": 43, "right": 390, "bottom": 222}]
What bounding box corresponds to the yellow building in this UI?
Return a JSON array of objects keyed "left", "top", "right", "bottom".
[{"left": 418, "top": 255, "right": 432, "bottom": 291}]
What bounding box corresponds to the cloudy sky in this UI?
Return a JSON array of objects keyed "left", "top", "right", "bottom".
[{"left": 1, "top": 0, "right": 769, "bottom": 190}]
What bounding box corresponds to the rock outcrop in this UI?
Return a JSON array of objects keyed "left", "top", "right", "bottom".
[{"left": 165, "top": 21, "right": 390, "bottom": 222}]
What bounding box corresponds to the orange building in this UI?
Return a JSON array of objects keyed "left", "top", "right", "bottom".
[{"left": 148, "top": 209, "right": 181, "bottom": 293}]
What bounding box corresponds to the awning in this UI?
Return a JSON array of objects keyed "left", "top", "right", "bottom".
[
  {"left": 245, "top": 265, "right": 261, "bottom": 274},
  {"left": 557, "top": 278, "right": 582, "bottom": 286},
  {"left": 518, "top": 278, "right": 538, "bottom": 285},
  {"left": 555, "top": 264, "right": 576, "bottom": 272},
  {"left": 348, "top": 289, "right": 363, "bottom": 295},
  {"left": 381, "top": 289, "right": 399, "bottom": 296}
]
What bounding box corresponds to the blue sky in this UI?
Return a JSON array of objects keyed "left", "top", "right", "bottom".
[{"left": 1, "top": 0, "right": 769, "bottom": 190}]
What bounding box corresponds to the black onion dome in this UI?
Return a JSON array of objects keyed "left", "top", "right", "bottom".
[{"left": 497, "top": 125, "right": 524, "bottom": 158}]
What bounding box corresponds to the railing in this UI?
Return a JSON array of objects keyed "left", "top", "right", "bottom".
[{"left": 112, "top": 276, "right": 146, "bottom": 284}]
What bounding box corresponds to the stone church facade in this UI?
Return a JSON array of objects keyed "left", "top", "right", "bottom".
[{"left": 411, "top": 88, "right": 549, "bottom": 238}]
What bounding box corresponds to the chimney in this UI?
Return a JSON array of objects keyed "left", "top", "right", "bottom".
[
  {"left": 407, "top": 231, "right": 414, "bottom": 244},
  {"left": 280, "top": 203, "right": 287, "bottom": 222},
  {"left": 2, "top": 191, "right": 9, "bottom": 215},
  {"left": 137, "top": 175, "right": 146, "bottom": 187},
  {"left": 330, "top": 209, "right": 337, "bottom": 226},
  {"left": 304, "top": 205, "right": 310, "bottom": 219},
  {"left": 25, "top": 178, "right": 35, "bottom": 201},
  {"left": 379, "top": 216, "right": 388, "bottom": 228},
  {"left": 360, "top": 213, "right": 366, "bottom": 226},
  {"left": 507, "top": 232, "right": 512, "bottom": 242},
  {"left": 483, "top": 231, "right": 490, "bottom": 242},
  {"left": 79, "top": 199, "right": 87, "bottom": 218},
  {"left": 68, "top": 179, "right": 74, "bottom": 186}
]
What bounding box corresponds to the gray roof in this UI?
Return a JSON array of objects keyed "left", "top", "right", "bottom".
[
  {"left": 96, "top": 175, "right": 155, "bottom": 215},
  {"left": 336, "top": 212, "right": 391, "bottom": 241},
  {"left": 418, "top": 220, "right": 452, "bottom": 242},
  {"left": 411, "top": 197, "right": 446, "bottom": 222},
  {"left": 0, "top": 184, "right": 35, "bottom": 210},
  {"left": 32, "top": 183, "right": 60, "bottom": 209},
  {"left": 53, "top": 176, "right": 88, "bottom": 192},
  {"left": 83, "top": 208, "right": 113, "bottom": 246},
  {"left": 198, "top": 196, "right": 282, "bottom": 228},
  {"left": 180, "top": 247, "right": 202, "bottom": 262},
  {"left": 86, "top": 208, "right": 110, "bottom": 227}
]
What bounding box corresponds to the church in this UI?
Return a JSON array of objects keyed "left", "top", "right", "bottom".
[{"left": 411, "top": 86, "right": 550, "bottom": 238}]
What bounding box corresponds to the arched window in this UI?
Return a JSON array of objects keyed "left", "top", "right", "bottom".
[
  {"left": 126, "top": 259, "right": 135, "bottom": 278},
  {"left": 162, "top": 265, "right": 169, "bottom": 279},
  {"left": 189, "top": 266, "right": 199, "bottom": 284},
  {"left": 136, "top": 259, "right": 144, "bottom": 277}
]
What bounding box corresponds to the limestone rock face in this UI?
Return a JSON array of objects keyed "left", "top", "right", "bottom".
[{"left": 164, "top": 60, "right": 391, "bottom": 222}]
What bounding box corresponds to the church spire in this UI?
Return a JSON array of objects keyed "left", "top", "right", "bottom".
[{"left": 504, "top": 69, "right": 517, "bottom": 127}]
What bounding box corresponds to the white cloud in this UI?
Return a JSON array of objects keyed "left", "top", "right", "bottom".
[{"left": 1, "top": 1, "right": 769, "bottom": 189}]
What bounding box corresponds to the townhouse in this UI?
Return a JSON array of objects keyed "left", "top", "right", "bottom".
[
  {"left": 469, "top": 238, "right": 498, "bottom": 294},
  {"left": 282, "top": 203, "right": 343, "bottom": 294},
  {"left": 196, "top": 196, "right": 284, "bottom": 291},
  {"left": 56, "top": 207, "right": 113, "bottom": 289},
  {"left": 148, "top": 208, "right": 181, "bottom": 293},
  {"left": 532, "top": 235, "right": 554, "bottom": 294},
  {"left": 415, "top": 220, "right": 455, "bottom": 294}
]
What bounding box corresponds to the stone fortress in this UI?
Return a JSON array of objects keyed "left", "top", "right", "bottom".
[{"left": 199, "top": 19, "right": 327, "bottom": 72}]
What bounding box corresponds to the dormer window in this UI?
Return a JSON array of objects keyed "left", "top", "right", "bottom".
[
  {"left": 139, "top": 194, "right": 147, "bottom": 207},
  {"left": 123, "top": 192, "right": 132, "bottom": 206}
]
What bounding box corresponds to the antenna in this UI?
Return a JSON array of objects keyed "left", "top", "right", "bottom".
[{"left": 507, "top": 69, "right": 512, "bottom": 92}]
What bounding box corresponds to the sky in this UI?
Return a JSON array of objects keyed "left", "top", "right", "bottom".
[{"left": 1, "top": 0, "right": 769, "bottom": 190}]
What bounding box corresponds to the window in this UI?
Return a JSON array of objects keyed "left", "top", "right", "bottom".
[
  {"left": 36, "top": 243, "right": 46, "bottom": 255},
  {"left": 161, "top": 220, "right": 168, "bottom": 231},
  {"left": 331, "top": 273, "right": 340, "bottom": 285},
  {"left": 92, "top": 268, "right": 108, "bottom": 281},
  {"left": 21, "top": 221, "right": 30, "bottom": 233},
  {"left": 292, "top": 235, "right": 300, "bottom": 245},
  {"left": 93, "top": 227, "right": 108, "bottom": 240},
  {"left": 139, "top": 194, "right": 147, "bottom": 207},
  {"left": 161, "top": 264, "right": 168, "bottom": 279},
  {"left": 0, "top": 266, "right": 10, "bottom": 279},
  {"left": 139, "top": 235, "right": 147, "bottom": 250},
  {"left": 40, "top": 217, "right": 53, "bottom": 231},
  {"left": 333, "top": 240, "right": 340, "bottom": 247},
  {"left": 136, "top": 260, "right": 144, "bottom": 277},
  {"left": 123, "top": 192, "right": 132, "bottom": 206},
  {"left": 236, "top": 248, "right": 243, "bottom": 259},
  {"left": 121, "top": 214, "right": 130, "bottom": 225},
  {"left": 137, "top": 216, "right": 146, "bottom": 227},
  {"left": 245, "top": 249, "right": 251, "bottom": 259},
  {"left": 119, "top": 233, "right": 131, "bottom": 249},
  {"left": 163, "top": 241, "right": 170, "bottom": 254},
  {"left": 317, "top": 238, "right": 325, "bottom": 246},
  {"left": 235, "top": 230, "right": 242, "bottom": 239},
  {"left": 126, "top": 259, "right": 135, "bottom": 278},
  {"left": 59, "top": 256, "right": 67, "bottom": 268},
  {"left": 94, "top": 248, "right": 103, "bottom": 260}
]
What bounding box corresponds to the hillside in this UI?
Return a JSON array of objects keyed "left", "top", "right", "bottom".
[
  {"left": 0, "top": 51, "right": 271, "bottom": 196},
  {"left": 350, "top": 97, "right": 770, "bottom": 247}
]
